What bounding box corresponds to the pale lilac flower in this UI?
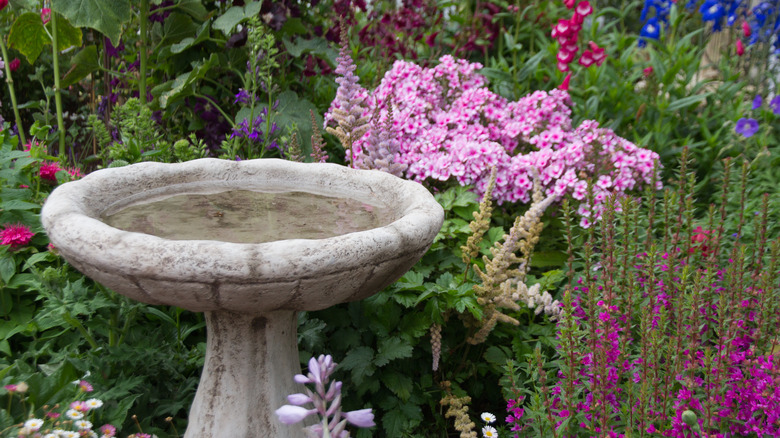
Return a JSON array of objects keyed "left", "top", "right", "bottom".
[
  {"left": 287, "top": 393, "right": 313, "bottom": 405},
  {"left": 344, "top": 408, "right": 375, "bottom": 427},
  {"left": 770, "top": 96, "right": 780, "bottom": 115},
  {"left": 275, "top": 405, "right": 317, "bottom": 424}
]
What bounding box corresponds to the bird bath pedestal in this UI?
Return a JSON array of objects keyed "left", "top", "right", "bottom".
[{"left": 41, "top": 159, "right": 443, "bottom": 438}]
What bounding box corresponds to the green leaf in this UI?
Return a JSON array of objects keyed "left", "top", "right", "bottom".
[
  {"left": 170, "top": 21, "right": 210, "bottom": 54},
  {"left": 484, "top": 345, "right": 510, "bottom": 365},
  {"left": 374, "top": 336, "right": 413, "bottom": 367},
  {"left": 380, "top": 371, "right": 413, "bottom": 401},
  {"left": 176, "top": 0, "right": 208, "bottom": 20},
  {"left": 161, "top": 12, "right": 197, "bottom": 45},
  {"left": 1, "top": 199, "right": 41, "bottom": 210},
  {"left": 0, "top": 256, "right": 15, "bottom": 284},
  {"left": 530, "top": 251, "right": 568, "bottom": 268},
  {"left": 258, "top": 90, "right": 321, "bottom": 154},
  {"left": 51, "top": 0, "right": 131, "bottom": 46},
  {"left": 159, "top": 53, "right": 219, "bottom": 107},
  {"left": 666, "top": 93, "right": 711, "bottom": 112},
  {"left": 22, "top": 252, "right": 55, "bottom": 271},
  {"left": 338, "top": 346, "right": 375, "bottom": 386},
  {"left": 51, "top": 13, "right": 83, "bottom": 52},
  {"left": 213, "top": 1, "right": 262, "bottom": 35},
  {"left": 281, "top": 37, "right": 338, "bottom": 65},
  {"left": 62, "top": 45, "right": 100, "bottom": 87},
  {"left": 8, "top": 12, "right": 50, "bottom": 64}
]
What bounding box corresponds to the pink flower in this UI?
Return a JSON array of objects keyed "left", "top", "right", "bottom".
[
  {"left": 742, "top": 21, "right": 751, "bottom": 37},
  {"left": 3, "top": 384, "right": 17, "bottom": 392},
  {"left": 0, "top": 0, "right": 7, "bottom": 11},
  {"left": 78, "top": 380, "right": 93, "bottom": 392},
  {"left": 1, "top": 223, "right": 34, "bottom": 248},
  {"left": 41, "top": 8, "right": 51, "bottom": 24},
  {"left": 576, "top": 1, "right": 593, "bottom": 16},
  {"left": 71, "top": 400, "right": 88, "bottom": 411},
  {"left": 736, "top": 39, "right": 745, "bottom": 56},
  {"left": 9, "top": 58, "right": 20, "bottom": 72},
  {"left": 99, "top": 424, "right": 117, "bottom": 437},
  {"left": 39, "top": 162, "right": 61, "bottom": 181}
]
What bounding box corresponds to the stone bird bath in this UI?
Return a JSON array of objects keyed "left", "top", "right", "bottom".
[{"left": 40, "top": 159, "right": 444, "bottom": 438}]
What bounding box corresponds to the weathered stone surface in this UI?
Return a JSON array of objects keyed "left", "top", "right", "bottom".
[{"left": 41, "top": 158, "right": 444, "bottom": 438}]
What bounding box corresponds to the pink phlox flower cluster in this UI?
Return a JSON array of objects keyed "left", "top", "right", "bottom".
[
  {"left": 326, "top": 56, "right": 659, "bottom": 223},
  {"left": 1, "top": 223, "right": 34, "bottom": 248}
]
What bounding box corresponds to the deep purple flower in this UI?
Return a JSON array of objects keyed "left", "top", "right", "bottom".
[
  {"left": 770, "top": 96, "right": 780, "bottom": 115},
  {"left": 735, "top": 118, "right": 759, "bottom": 137},
  {"left": 234, "top": 89, "right": 251, "bottom": 105},
  {"left": 752, "top": 95, "right": 763, "bottom": 109}
]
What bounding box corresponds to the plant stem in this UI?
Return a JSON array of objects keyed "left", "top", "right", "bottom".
[
  {"left": 139, "top": 0, "right": 149, "bottom": 104},
  {"left": 51, "top": 13, "right": 66, "bottom": 157},
  {"left": 0, "top": 38, "right": 26, "bottom": 146},
  {"left": 193, "top": 93, "right": 235, "bottom": 128}
]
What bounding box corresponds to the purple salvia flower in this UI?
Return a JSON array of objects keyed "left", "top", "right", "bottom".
[{"left": 234, "top": 88, "right": 251, "bottom": 105}]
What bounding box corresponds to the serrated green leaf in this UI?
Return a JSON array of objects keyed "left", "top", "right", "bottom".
[
  {"left": 380, "top": 371, "right": 413, "bottom": 401},
  {"left": 338, "top": 346, "right": 375, "bottom": 386},
  {"left": 8, "top": 12, "right": 50, "bottom": 64},
  {"left": 51, "top": 0, "right": 131, "bottom": 46},
  {"left": 62, "top": 45, "right": 100, "bottom": 87},
  {"left": 374, "top": 336, "right": 413, "bottom": 367}
]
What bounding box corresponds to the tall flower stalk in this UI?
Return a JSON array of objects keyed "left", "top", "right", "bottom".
[{"left": 0, "top": 36, "right": 25, "bottom": 145}]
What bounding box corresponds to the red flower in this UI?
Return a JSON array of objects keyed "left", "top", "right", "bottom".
[
  {"left": 41, "top": 8, "right": 50, "bottom": 24},
  {"left": 690, "top": 226, "right": 711, "bottom": 257},
  {"left": 576, "top": 1, "right": 593, "bottom": 16},
  {"left": 39, "top": 162, "right": 62, "bottom": 181},
  {"left": 589, "top": 41, "right": 607, "bottom": 65},
  {"left": 559, "top": 73, "right": 571, "bottom": 91},
  {"left": 0, "top": 0, "right": 7, "bottom": 11},
  {"left": 736, "top": 39, "right": 745, "bottom": 56},
  {"left": 1, "top": 223, "right": 34, "bottom": 248},
  {"left": 742, "top": 21, "right": 751, "bottom": 38},
  {"left": 643, "top": 66, "right": 654, "bottom": 77},
  {"left": 9, "top": 58, "right": 20, "bottom": 72}
]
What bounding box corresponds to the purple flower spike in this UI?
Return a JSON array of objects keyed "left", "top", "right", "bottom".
[
  {"left": 344, "top": 409, "right": 376, "bottom": 427},
  {"left": 275, "top": 405, "right": 316, "bottom": 424},
  {"left": 287, "top": 393, "right": 313, "bottom": 405},
  {"left": 752, "top": 95, "right": 762, "bottom": 110},
  {"left": 735, "top": 118, "right": 759, "bottom": 138},
  {"left": 770, "top": 96, "right": 780, "bottom": 115}
]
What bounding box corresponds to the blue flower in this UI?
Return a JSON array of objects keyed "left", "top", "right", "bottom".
[
  {"left": 735, "top": 117, "right": 759, "bottom": 137},
  {"left": 752, "top": 95, "right": 763, "bottom": 109},
  {"left": 770, "top": 96, "right": 780, "bottom": 115},
  {"left": 700, "top": 0, "right": 726, "bottom": 31},
  {"left": 640, "top": 17, "right": 662, "bottom": 46}
]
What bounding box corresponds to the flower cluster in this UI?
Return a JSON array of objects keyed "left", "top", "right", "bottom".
[
  {"left": 506, "top": 397, "right": 526, "bottom": 435},
  {"left": 735, "top": 93, "right": 780, "bottom": 138},
  {"left": 1, "top": 223, "right": 34, "bottom": 248},
  {"left": 231, "top": 106, "right": 280, "bottom": 150},
  {"left": 275, "top": 354, "right": 375, "bottom": 437},
  {"left": 639, "top": 0, "right": 671, "bottom": 45},
  {"left": 480, "top": 412, "right": 497, "bottom": 437},
  {"left": 4, "top": 380, "right": 116, "bottom": 438},
  {"left": 326, "top": 55, "right": 660, "bottom": 223},
  {"left": 552, "top": 1, "right": 606, "bottom": 71}
]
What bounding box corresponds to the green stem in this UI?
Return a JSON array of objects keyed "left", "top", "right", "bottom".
[
  {"left": 51, "top": 13, "right": 66, "bottom": 158},
  {"left": 140, "top": 0, "right": 149, "bottom": 104},
  {"left": 193, "top": 93, "right": 235, "bottom": 128},
  {"left": 0, "top": 38, "right": 26, "bottom": 146}
]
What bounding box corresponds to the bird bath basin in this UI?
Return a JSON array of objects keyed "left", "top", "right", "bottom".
[{"left": 40, "top": 158, "right": 443, "bottom": 438}]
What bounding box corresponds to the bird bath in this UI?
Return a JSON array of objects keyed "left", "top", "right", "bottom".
[{"left": 40, "top": 158, "right": 444, "bottom": 438}]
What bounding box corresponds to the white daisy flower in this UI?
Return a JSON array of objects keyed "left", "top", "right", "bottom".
[
  {"left": 85, "top": 398, "right": 104, "bottom": 409},
  {"left": 482, "top": 425, "right": 498, "bottom": 437},
  {"left": 480, "top": 412, "right": 496, "bottom": 423},
  {"left": 65, "top": 408, "right": 84, "bottom": 420},
  {"left": 75, "top": 419, "right": 93, "bottom": 430},
  {"left": 43, "top": 434, "right": 58, "bottom": 438},
  {"left": 23, "top": 418, "right": 44, "bottom": 431},
  {"left": 61, "top": 432, "right": 80, "bottom": 438}
]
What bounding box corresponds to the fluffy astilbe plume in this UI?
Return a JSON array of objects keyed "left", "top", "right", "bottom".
[
  {"left": 468, "top": 172, "right": 558, "bottom": 344},
  {"left": 359, "top": 102, "right": 407, "bottom": 177},
  {"left": 310, "top": 110, "right": 328, "bottom": 163},
  {"left": 461, "top": 166, "right": 497, "bottom": 265},
  {"left": 325, "top": 28, "right": 370, "bottom": 166},
  {"left": 440, "top": 381, "right": 478, "bottom": 438}
]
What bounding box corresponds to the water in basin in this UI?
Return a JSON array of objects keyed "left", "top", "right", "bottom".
[{"left": 102, "top": 190, "right": 394, "bottom": 243}]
